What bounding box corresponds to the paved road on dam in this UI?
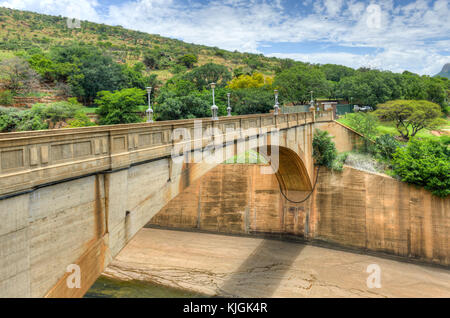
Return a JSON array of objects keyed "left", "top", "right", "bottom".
[{"left": 102, "top": 228, "right": 450, "bottom": 298}]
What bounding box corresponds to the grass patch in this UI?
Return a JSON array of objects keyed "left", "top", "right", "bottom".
[
  {"left": 223, "top": 150, "right": 268, "bottom": 164},
  {"left": 338, "top": 115, "right": 450, "bottom": 144},
  {"left": 81, "top": 107, "right": 98, "bottom": 114}
]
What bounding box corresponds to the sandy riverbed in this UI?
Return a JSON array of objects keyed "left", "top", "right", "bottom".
[{"left": 102, "top": 228, "right": 450, "bottom": 298}]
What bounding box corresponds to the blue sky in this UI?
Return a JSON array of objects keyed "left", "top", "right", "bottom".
[{"left": 0, "top": 0, "right": 448, "bottom": 75}]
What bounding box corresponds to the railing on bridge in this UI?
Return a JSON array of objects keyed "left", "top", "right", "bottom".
[
  {"left": 281, "top": 105, "right": 310, "bottom": 114},
  {"left": 0, "top": 110, "right": 333, "bottom": 197}
]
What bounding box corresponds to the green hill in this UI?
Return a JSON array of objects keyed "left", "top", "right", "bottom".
[
  {"left": 435, "top": 63, "right": 450, "bottom": 79},
  {"left": 0, "top": 6, "right": 280, "bottom": 81},
  {"left": 0, "top": 6, "right": 448, "bottom": 123}
]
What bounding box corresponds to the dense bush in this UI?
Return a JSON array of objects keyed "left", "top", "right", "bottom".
[
  {"left": 227, "top": 72, "right": 272, "bottom": 89},
  {"left": 0, "top": 90, "right": 13, "bottom": 105},
  {"left": 392, "top": 138, "right": 450, "bottom": 197},
  {"left": 313, "top": 129, "right": 337, "bottom": 169},
  {"left": 0, "top": 100, "right": 90, "bottom": 132},
  {"left": 184, "top": 63, "right": 231, "bottom": 90},
  {"left": 66, "top": 112, "right": 95, "bottom": 128},
  {"left": 95, "top": 88, "right": 146, "bottom": 125},
  {"left": 374, "top": 134, "right": 401, "bottom": 160},
  {"left": 230, "top": 87, "right": 274, "bottom": 115},
  {"left": 157, "top": 92, "right": 211, "bottom": 121}
]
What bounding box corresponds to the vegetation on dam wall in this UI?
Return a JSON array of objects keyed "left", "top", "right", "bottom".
[{"left": 338, "top": 112, "right": 449, "bottom": 197}]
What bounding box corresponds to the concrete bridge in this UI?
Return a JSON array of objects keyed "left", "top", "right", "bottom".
[
  {"left": 1, "top": 109, "right": 448, "bottom": 298},
  {"left": 0, "top": 109, "right": 362, "bottom": 297}
]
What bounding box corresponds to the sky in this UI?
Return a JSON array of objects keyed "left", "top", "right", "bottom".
[{"left": 0, "top": 0, "right": 449, "bottom": 75}]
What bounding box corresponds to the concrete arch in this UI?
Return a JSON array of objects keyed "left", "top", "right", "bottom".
[{"left": 255, "top": 145, "right": 313, "bottom": 193}]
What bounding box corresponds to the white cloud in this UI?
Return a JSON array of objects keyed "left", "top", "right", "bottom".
[
  {"left": 0, "top": 0, "right": 448, "bottom": 75},
  {"left": 0, "top": 0, "right": 101, "bottom": 21}
]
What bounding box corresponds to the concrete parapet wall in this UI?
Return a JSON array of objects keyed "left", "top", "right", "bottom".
[{"left": 0, "top": 111, "right": 329, "bottom": 197}]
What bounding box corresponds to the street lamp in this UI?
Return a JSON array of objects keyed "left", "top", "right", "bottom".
[
  {"left": 310, "top": 90, "right": 314, "bottom": 109},
  {"left": 146, "top": 87, "right": 153, "bottom": 123},
  {"left": 274, "top": 89, "right": 280, "bottom": 115},
  {"left": 227, "top": 93, "right": 232, "bottom": 117},
  {"left": 210, "top": 83, "right": 218, "bottom": 120}
]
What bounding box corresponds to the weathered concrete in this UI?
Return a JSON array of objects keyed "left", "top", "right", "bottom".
[
  {"left": 0, "top": 111, "right": 338, "bottom": 298},
  {"left": 104, "top": 228, "right": 450, "bottom": 298},
  {"left": 150, "top": 164, "right": 450, "bottom": 267}
]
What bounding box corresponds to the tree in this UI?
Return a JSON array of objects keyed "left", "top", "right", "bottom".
[
  {"left": 274, "top": 64, "right": 330, "bottom": 105},
  {"left": 244, "top": 56, "right": 263, "bottom": 70},
  {"left": 184, "top": 63, "right": 231, "bottom": 90},
  {"left": 313, "top": 129, "right": 337, "bottom": 169},
  {"left": 157, "top": 92, "right": 211, "bottom": 121},
  {"left": 28, "top": 53, "right": 77, "bottom": 82},
  {"left": 320, "top": 64, "right": 356, "bottom": 82},
  {"left": 392, "top": 138, "right": 450, "bottom": 197},
  {"left": 95, "top": 88, "right": 145, "bottom": 125},
  {"left": 50, "top": 44, "right": 130, "bottom": 104},
  {"left": 0, "top": 57, "right": 40, "bottom": 93},
  {"left": 344, "top": 112, "right": 378, "bottom": 152},
  {"left": 227, "top": 72, "right": 272, "bottom": 89},
  {"left": 375, "top": 100, "right": 443, "bottom": 140},
  {"left": 231, "top": 87, "right": 274, "bottom": 115},
  {"left": 233, "top": 66, "right": 252, "bottom": 78},
  {"left": 143, "top": 50, "right": 160, "bottom": 70},
  {"left": 178, "top": 54, "right": 198, "bottom": 68},
  {"left": 337, "top": 70, "right": 403, "bottom": 106}
]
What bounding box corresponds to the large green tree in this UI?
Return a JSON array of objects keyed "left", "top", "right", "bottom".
[
  {"left": 274, "top": 64, "right": 330, "bottom": 105},
  {"left": 375, "top": 100, "right": 443, "bottom": 140},
  {"left": 337, "top": 70, "right": 403, "bottom": 107},
  {"left": 50, "top": 44, "right": 130, "bottom": 104},
  {"left": 184, "top": 63, "right": 231, "bottom": 90},
  {"left": 95, "top": 88, "right": 145, "bottom": 125},
  {"left": 320, "top": 64, "right": 356, "bottom": 82}
]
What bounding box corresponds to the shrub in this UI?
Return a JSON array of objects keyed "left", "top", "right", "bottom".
[
  {"left": 344, "top": 112, "right": 378, "bottom": 153},
  {"left": 313, "top": 129, "right": 337, "bottom": 169},
  {"left": 67, "top": 112, "right": 96, "bottom": 128},
  {"left": 331, "top": 152, "right": 349, "bottom": 172},
  {"left": 95, "top": 88, "right": 145, "bottom": 125},
  {"left": 392, "top": 138, "right": 450, "bottom": 197},
  {"left": 0, "top": 89, "right": 13, "bottom": 105},
  {"left": 374, "top": 134, "right": 401, "bottom": 160}
]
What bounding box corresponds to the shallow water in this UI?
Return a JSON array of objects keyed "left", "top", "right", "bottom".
[{"left": 84, "top": 276, "right": 208, "bottom": 298}]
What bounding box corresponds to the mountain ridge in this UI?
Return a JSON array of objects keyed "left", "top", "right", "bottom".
[{"left": 435, "top": 63, "right": 450, "bottom": 79}]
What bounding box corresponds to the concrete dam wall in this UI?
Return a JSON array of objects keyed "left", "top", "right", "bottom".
[{"left": 150, "top": 164, "right": 450, "bottom": 267}]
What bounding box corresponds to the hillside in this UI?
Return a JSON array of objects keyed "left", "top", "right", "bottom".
[
  {"left": 435, "top": 63, "right": 450, "bottom": 79},
  {"left": 0, "top": 6, "right": 448, "bottom": 133},
  {"left": 0, "top": 6, "right": 280, "bottom": 81}
]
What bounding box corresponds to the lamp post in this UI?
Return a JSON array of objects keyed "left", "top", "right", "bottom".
[
  {"left": 227, "top": 93, "right": 232, "bottom": 117},
  {"left": 310, "top": 90, "right": 314, "bottom": 109},
  {"left": 274, "top": 89, "right": 280, "bottom": 115},
  {"left": 210, "top": 83, "right": 218, "bottom": 120},
  {"left": 146, "top": 87, "right": 153, "bottom": 123}
]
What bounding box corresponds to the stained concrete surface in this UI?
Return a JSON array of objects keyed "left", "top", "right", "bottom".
[{"left": 103, "top": 228, "right": 450, "bottom": 298}]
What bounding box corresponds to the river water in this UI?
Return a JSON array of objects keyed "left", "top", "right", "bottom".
[{"left": 85, "top": 276, "right": 208, "bottom": 298}]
